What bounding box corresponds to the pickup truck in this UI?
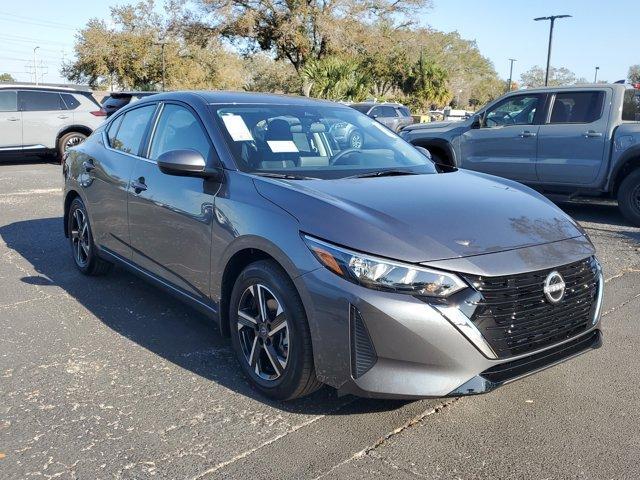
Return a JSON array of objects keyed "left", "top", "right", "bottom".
[{"left": 400, "top": 84, "right": 640, "bottom": 226}]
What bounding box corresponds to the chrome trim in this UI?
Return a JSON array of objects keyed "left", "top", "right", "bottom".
[
  {"left": 100, "top": 249, "right": 216, "bottom": 313},
  {"left": 22, "top": 144, "right": 48, "bottom": 150},
  {"left": 592, "top": 270, "right": 604, "bottom": 325},
  {"left": 434, "top": 304, "right": 498, "bottom": 359}
]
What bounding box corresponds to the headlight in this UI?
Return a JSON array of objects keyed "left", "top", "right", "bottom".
[{"left": 303, "top": 235, "right": 467, "bottom": 298}]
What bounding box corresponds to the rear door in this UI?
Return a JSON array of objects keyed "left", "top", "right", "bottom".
[
  {"left": 459, "top": 93, "right": 545, "bottom": 182},
  {"left": 127, "top": 102, "right": 217, "bottom": 300},
  {"left": 19, "top": 90, "right": 69, "bottom": 149},
  {"left": 84, "top": 103, "right": 157, "bottom": 259},
  {"left": 536, "top": 90, "right": 610, "bottom": 185},
  {"left": 0, "top": 90, "right": 21, "bottom": 150}
]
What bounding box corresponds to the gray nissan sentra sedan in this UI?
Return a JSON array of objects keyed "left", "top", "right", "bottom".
[{"left": 62, "top": 91, "right": 604, "bottom": 400}]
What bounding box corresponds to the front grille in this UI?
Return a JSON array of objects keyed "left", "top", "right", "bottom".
[{"left": 465, "top": 257, "right": 600, "bottom": 358}]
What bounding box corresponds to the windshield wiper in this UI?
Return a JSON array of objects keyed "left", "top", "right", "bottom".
[
  {"left": 345, "top": 169, "right": 420, "bottom": 179},
  {"left": 253, "top": 172, "right": 319, "bottom": 180}
]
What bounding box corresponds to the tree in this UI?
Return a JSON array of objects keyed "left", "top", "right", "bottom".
[
  {"left": 0, "top": 73, "right": 15, "bottom": 82},
  {"left": 195, "top": 0, "right": 432, "bottom": 72},
  {"left": 401, "top": 58, "right": 450, "bottom": 110},
  {"left": 302, "top": 56, "right": 372, "bottom": 101},
  {"left": 243, "top": 54, "right": 301, "bottom": 94},
  {"left": 520, "top": 65, "right": 586, "bottom": 88},
  {"left": 628, "top": 65, "right": 640, "bottom": 84},
  {"left": 62, "top": 0, "right": 246, "bottom": 90}
]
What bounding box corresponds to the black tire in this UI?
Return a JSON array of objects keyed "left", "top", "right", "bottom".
[
  {"left": 617, "top": 169, "right": 640, "bottom": 227},
  {"left": 229, "top": 260, "right": 322, "bottom": 400},
  {"left": 67, "top": 197, "right": 112, "bottom": 276},
  {"left": 57, "top": 132, "right": 87, "bottom": 160}
]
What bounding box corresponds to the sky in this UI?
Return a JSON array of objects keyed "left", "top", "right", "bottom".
[{"left": 0, "top": 0, "right": 635, "bottom": 85}]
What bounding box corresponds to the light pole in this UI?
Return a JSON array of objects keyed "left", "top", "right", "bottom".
[
  {"left": 33, "top": 46, "right": 40, "bottom": 85},
  {"left": 594, "top": 66, "right": 600, "bottom": 83},
  {"left": 154, "top": 40, "right": 167, "bottom": 91},
  {"left": 534, "top": 15, "right": 572, "bottom": 86},
  {"left": 507, "top": 58, "right": 517, "bottom": 92}
]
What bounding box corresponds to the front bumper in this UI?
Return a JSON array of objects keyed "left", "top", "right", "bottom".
[{"left": 295, "top": 253, "right": 603, "bottom": 399}]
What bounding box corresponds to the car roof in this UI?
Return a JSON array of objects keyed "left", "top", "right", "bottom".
[
  {"left": 106, "top": 91, "right": 158, "bottom": 99},
  {"left": 0, "top": 83, "right": 90, "bottom": 93},
  {"left": 511, "top": 83, "right": 627, "bottom": 94},
  {"left": 351, "top": 102, "right": 405, "bottom": 107},
  {"left": 128, "top": 90, "right": 348, "bottom": 108}
]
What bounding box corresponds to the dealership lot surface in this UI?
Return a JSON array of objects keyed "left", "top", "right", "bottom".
[{"left": 1, "top": 160, "right": 639, "bottom": 479}]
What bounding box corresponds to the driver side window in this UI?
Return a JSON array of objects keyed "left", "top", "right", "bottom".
[{"left": 483, "top": 95, "right": 540, "bottom": 128}]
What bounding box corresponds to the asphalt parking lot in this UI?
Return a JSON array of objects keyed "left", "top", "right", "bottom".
[{"left": 1, "top": 160, "right": 639, "bottom": 480}]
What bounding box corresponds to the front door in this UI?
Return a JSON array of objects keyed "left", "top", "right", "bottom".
[
  {"left": 370, "top": 105, "right": 400, "bottom": 131},
  {"left": 0, "top": 90, "right": 21, "bottom": 150},
  {"left": 460, "top": 93, "right": 544, "bottom": 182},
  {"left": 127, "top": 102, "right": 217, "bottom": 301},
  {"left": 536, "top": 90, "right": 610, "bottom": 185}
]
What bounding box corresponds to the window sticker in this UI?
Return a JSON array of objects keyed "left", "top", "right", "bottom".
[
  {"left": 267, "top": 140, "right": 299, "bottom": 153},
  {"left": 221, "top": 114, "right": 254, "bottom": 141}
]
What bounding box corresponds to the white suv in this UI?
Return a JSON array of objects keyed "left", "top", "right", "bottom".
[{"left": 0, "top": 85, "right": 105, "bottom": 160}]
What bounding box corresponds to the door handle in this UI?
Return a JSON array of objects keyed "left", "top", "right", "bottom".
[
  {"left": 131, "top": 177, "right": 147, "bottom": 194},
  {"left": 6, "top": 117, "right": 20, "bottom": 122},
  {"left": 57, "top": 114, "right": 70, "bottom": 119},
  {"left": 583, "top": 131, "right": 603, "bottom": 138},
  {"left": 82, "top": 161, "right": 95, "bottom": 172},
  {"left": 519, "top": 131, "right": 537, "bottom": 138}
]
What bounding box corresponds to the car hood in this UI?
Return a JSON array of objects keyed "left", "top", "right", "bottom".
[
  {"left": 402, "top": 121, "right": 456, "bottom": 132},
  {"left": 253, "top": 170, "right": 586, "bottom": 263}
]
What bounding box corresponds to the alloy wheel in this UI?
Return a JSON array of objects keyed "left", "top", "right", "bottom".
[
  {"left": 70, "top": 208, "right": 90, "bottom": 267},
  {"left": 64, "top": 135, "right": 84, "bottom": 151},
  {"left": 350, "top": 132, "right": 363, "bottom": 149},
  {"left": 236, "top": 283, "right": 290, "bottom": 381}
]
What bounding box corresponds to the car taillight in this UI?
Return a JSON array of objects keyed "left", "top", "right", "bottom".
[{"left": 90, "top": 109, "right": 107, "bottom": 117}]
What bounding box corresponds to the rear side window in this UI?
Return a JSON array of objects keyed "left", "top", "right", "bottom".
[
  {"left": 18, "top": 91, "right": 65, "bottom": 111},
  {"left": 549, "top": 91, "right": 605, "bottom": 124},
  {"left": 107, "top": 115, "right": 124, "bottom": 147},
  {"left": 61, "top": 94, "right": 80, "bottom": 110},
  {"left": 374, "top": 106, "right": 398, "bottom": 117},
  {"left": 398, "top": 106, "right": 411, "bottom": 117},
  {"left": 110, "top": 105, "right": 155, "bottom": 155},
  {"left": 0, "top": 90, "right": 17, "bottom": 112},
  {"left": 149, "top": 104, "right": 212, "bottom": 161},
  {"left": 622, "top": 89, "right": 640, "bottom": 121}
]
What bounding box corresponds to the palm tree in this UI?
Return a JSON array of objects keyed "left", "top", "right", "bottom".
[
  {"left": 302, "top": 57, "right": 372, "bottom": 102},
  {"left": 403, "top": 59, "right": 451, "bottom": 108}
]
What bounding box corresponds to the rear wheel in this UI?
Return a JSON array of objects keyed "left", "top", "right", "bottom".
[
  {"left": 617, "top": 169, "right": 640, "bottom": 227},
  {"left": 348, "top": 130, "right": 363, "bottom": 149},
  {"left": 67, "top": 197, "right": 112, "bottom": 275},
  {"left": 57, "top": 132, "right": 87, "bottom": 160},
  {"left": 229, "top": 260, "right": 322, "bottom": 400}
]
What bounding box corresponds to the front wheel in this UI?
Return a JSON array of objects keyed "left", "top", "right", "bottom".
[
  {"left": 229, "top": 260, "right": 322, "bottom": 400},
  {"left": 617, "top": 169, "right": 640, "bottom": 227},
  {"left": 67, "top": 197, "right": 112, "bottom": 275}
]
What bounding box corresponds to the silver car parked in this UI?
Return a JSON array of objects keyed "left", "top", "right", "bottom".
[{"left": 0, "top": 84, "right": 105, "bottom": 160}]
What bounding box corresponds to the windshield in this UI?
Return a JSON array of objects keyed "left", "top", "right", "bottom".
[{"left": 212, "top": 103, "right": 435, "bottom": 179}]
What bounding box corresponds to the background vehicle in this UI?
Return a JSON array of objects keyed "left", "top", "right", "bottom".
[
  {"left": 63, "top": 91, "right": 602, "bottom": 401},
  {"left": 349, "top": 102, "right": 414, "bottom": 132},
  {"left": 401, "top": 84, "right": 640, "bottom": 226},
  {"left": 0, "top": 84, "right": 104, "bottom": 159},
  {"left": 100, "top": 91, "right": 158, "bottom": 117}
]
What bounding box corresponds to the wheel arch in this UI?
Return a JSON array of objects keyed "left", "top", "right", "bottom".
[
  {"left": 611, "top": 153, "right": 640, "bottom": 196},
  {"left": 215, "top": 237, "right": 309, "bottom": 338},
  {"left": 411, "top": 138, "right": 457, "bottom": 166},
  {"left": 63, "top": 189, "right": 81, "bottom": 238},
  {"left": 56, "top": 125, "right": 93, "bottom": 146}
]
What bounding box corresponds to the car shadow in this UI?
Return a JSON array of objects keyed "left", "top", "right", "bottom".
[
  {"left": 0, "top": 217, "right": 412, "bottom": 415},
  {"left": 0, "top": 153, "right": 58, "bottom": 165}
]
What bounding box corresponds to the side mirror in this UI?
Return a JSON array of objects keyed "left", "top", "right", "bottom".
[
  {"left": 471, "top": 115, "right": 482, "bottom": 129},
  {"left": 414, "top": 146, "right": 432, "bottom": 160},
  {"left": 157, "top": 149, "right": 223, "bottom": 181}
]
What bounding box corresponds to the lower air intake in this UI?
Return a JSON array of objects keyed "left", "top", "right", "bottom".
[{"left": 350, "top": 306, "right": 377, "bottom": 379}]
